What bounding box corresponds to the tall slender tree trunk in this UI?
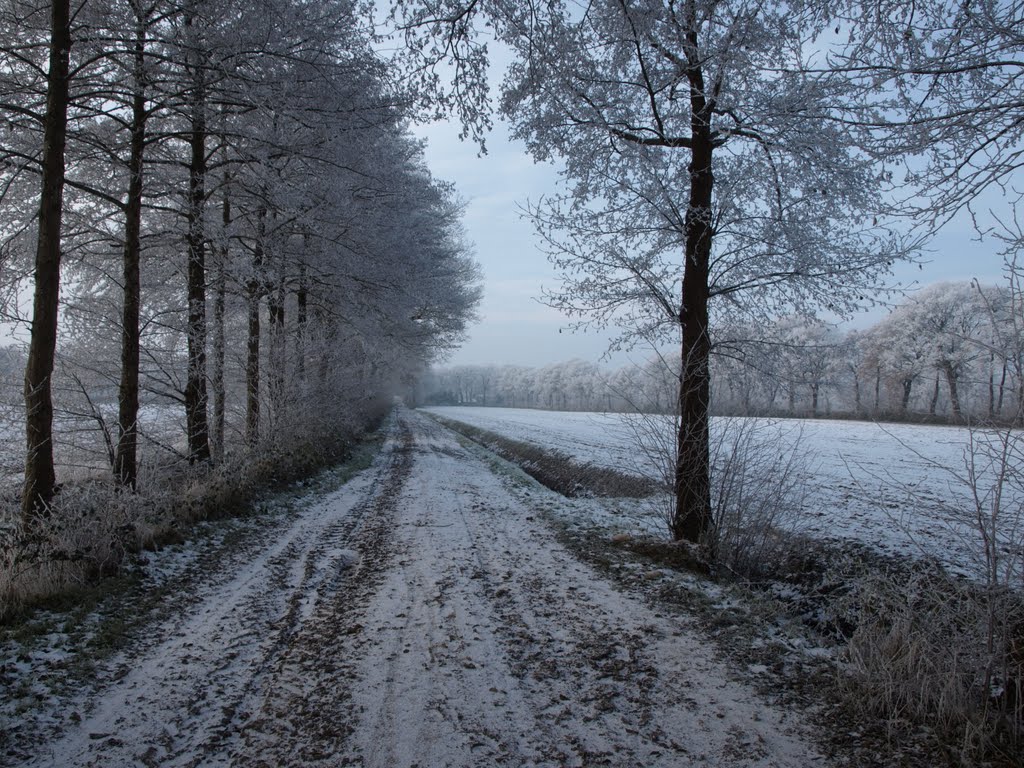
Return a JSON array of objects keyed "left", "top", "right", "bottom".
[
  {"left": 673, "top": 66, "right": 713, "bottom": 545},
  {"left": 245, "top": 291, "right": 260, "bottom": 446},
  {"left": 211, "top": 255, "right": 225, "bottom": 461},
  {"left": 810, "top": 383, "right": 819, "bottom": 417},
  {"left": 317, "top": 311, "right": 332, "bottom": 387},
  {"left": 267, "top": 257, "right": 285, "bottom": 418},
  {"left": 245, "top": 292, "right": 260, "bottom": 446},
  {"left": 245, "top": 206, "right": 266, "bottom": 447},
  {"left": 929, "top": 372, "right": 940, "bottom": 416},
  {"left": 23, "top": 0, "right": 72, "bottom": 523},
  {"left": 296, "top": 239, "right": 308, "bottom": 383},
  {"left": 183, "top": 11, "right": 210, "bottom": 463},
  {"left": 114, "top": 13, "right": 147, "bottom": 489},
  {"left": 873, "top": 366, "right": 881, "bottom": 413},
  {"left": 210, "top": 174, "right": 229, "bottom": 462},
  {"left": 997, "top": 361, "right": 1007, "bottom": 417},
  {"left": 210, "top": 151, "right": 231, "bottom": 462},
  {"left": 987, "top": 353, "right": 995, "bottom": 418}
]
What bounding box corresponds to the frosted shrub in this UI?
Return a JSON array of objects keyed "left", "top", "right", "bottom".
[
  {"left": 704, "top": 418, "right": 810, "bottom": 575},
  {"left": 622, "top": 408, "right": 809, "bottom": 574},
  {"left": 841, "top": 568, "right": 1023, "bottom": 761},
  {"left": 0, "top": 482, "right": 141, "bottom": 616}
]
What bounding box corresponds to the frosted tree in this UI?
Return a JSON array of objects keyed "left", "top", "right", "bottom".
[
  {"left": 976, "top": 266, "right": 1024, "bottom": 421},
  {"left": 826, "top": 0, "right": 1023, "bottom": 236},
  {"left": 402, "top": 0, "right": 908, "bottom": 543},
  {"left": 0, "top": 0, "right": 480, "bottom": 529},
  {"left": 393, "top": 0, "right": 915, "bottom": 544},
  {"left": 873, "top": 304, "right": 932, "bottom": 414},
  {"left": 0, "top": 0, "right": 74, "bottom": 521},
  {"left": 908, "top": 282, "right": 988, "bottom": 420}
]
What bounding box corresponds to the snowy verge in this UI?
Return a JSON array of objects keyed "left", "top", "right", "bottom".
[{"left": 423, "top": 406, "right": 1024, "bottom": 582}]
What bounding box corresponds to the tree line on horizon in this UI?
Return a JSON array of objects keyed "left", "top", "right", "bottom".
[{"left": 424, "top": 279, "right": 1024, "bottom": 424}]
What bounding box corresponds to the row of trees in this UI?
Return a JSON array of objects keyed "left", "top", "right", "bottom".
[
  {"left": 0, "top": 0, "right": 480, "bottom": 525},
  {"left": 394, "top": 0, "right": 1023, "bottom": 544},
  {"left": 425, "top": 279, "right": 1024, "bottom": 422},
  {"left": 717, "top": 280, "right": 1024, "bottom": 421}
]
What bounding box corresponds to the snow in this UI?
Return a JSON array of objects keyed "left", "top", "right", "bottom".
[
  {"left": 5, "top": 409, "right": 826, "bottom": 767},
  {"left": 423, "top": 406, "right": 1024, "bottom": 579}
]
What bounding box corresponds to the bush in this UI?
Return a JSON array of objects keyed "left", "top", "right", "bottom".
[
  {"left": 834, "top": 424, "right": 1024, "bottom": 764},
  {"left": 705, "top": 418, "right": 811, "bottom": 576},
  {"left": 621, "top": 409, "right": 811, "bottom": 575}
]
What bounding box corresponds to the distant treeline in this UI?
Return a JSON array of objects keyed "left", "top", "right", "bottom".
[{"left": 423, "top": 281, "right": 1024, "bottom": 424}]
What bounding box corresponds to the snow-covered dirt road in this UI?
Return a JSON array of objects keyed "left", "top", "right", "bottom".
[{"left": 19, "top": 410, "right": 824, "bottom": 767}]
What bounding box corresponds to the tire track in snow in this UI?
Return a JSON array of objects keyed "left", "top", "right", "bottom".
[
  {"left": 229, "top": 419, "right": 414, "bottom": 766},
  {"left": 333, "top": 411, "right": 825, "bottom": 768}
]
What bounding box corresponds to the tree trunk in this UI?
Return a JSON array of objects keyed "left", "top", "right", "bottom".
[
  {"left": 901, "top": 377, "right": 913, "bottom": 412},
  {"left": 211, "top": 255, "right": 225, "bottom": 461},
  {"left": 873, "top": 366, "right": 881, "bottom": 412},
  {"left": 245, "top": 207, "right": 266, "bottom": 447},
  {"left": 245, "top": 292, "right": 260, "bottom": 446},
  {"left": 943, "top": 362, "right": 962, "bottom": 420},
  {"left": 673, "top": 64, "right": 713, "bottom": 545},
  {"left": 23, "top": 0, "right": 72, "bottom": 523},
  {"left": 997, "top": 360, "right": 1007, "bottom": 416},
  {"left": 210, "top": 176, "right": 228, "bottom": 463},
  {"left": 267, "top": 258, "right": 285, "bottom": 418},
  {"left": 988, "top": 352, "right": 996, "bottom": 419},
  {"left": 929, "top": 372, "right": 940, "bottom": 416},
  {"left": 810, "top": 382, "right": 819, "bottom": 417},
  {"left": 184, "top": 22, "right": 210, "bottom": 463},
  {"left": 852, "top": 371, "right": 861, "bottom": 414},
  {"left": 114, "top": 14, "right": 147, "bottom": 489},
  {"left": 296, "top": 245, "right": 307, "bottom": 383}
]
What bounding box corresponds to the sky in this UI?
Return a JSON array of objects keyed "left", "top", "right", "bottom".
[
  {"left": 412, "top": 119, "right": 630, "bottom": 368},
  {"left": 415, "top": 111, "right": 1010, "bottom": 369}
]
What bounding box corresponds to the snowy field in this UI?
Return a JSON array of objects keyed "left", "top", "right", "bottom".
[{"left": 423, "top": 406, "right": 1024, "bottom": 580}]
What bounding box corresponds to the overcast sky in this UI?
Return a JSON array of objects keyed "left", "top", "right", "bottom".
[
  {"left": 413, "top": 119, "right": 626, "bottom": 368},
  {"left": 415, "top": 112, "right": 1009, "bottom": 369}
]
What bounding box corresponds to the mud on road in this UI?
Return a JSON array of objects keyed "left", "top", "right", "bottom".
[{"left": 14, "top": 410, "right": 825, "bottom": 768}]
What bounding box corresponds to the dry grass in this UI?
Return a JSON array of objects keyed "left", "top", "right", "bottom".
[
  {"left": 0, "top": 407, "right": 387, "bottom": 622},
  {"left": 839, "top": 568, "right": 1024, "bottom": 764}
]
